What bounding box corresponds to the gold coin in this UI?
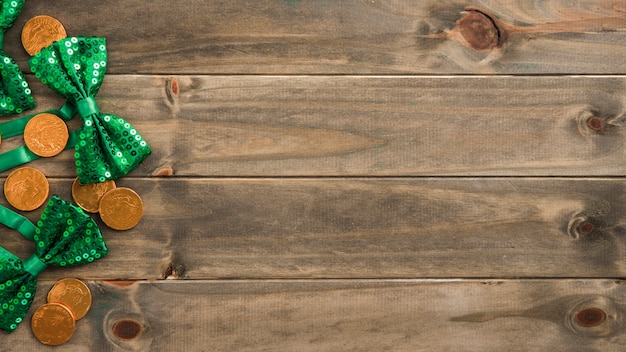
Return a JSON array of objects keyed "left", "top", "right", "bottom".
[
  {"left": 31, "top": 303, "right": 76, "bottom": 346},
  {"left": 71, "top": 177, "right": 116, "bottom": 213},
  {"left": 99, "top": 187, "right": 144, "bottom": 230},
  {"left": 4, "top": 167, "right": 49, "bottom": 211},
  {"left": 24, "top": 113, "right": 69, "bottom": 157},
  {"left": 47, "top": 278, "right": 92, "bottom": 321},
  {"left": 21, "top": 15, "right": 67, "bottom": 56}
]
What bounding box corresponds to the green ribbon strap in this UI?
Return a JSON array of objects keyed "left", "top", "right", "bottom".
[
  {"left": 0, "top": 196, "right": 108, "bottom": 333},
  {"left": 0, "top": 103, "right": 78, "bottom": 172},
  {"left": 0, "top": 102, "right": 76, "bottom": 139},
  {"left": 0, "top": 0, "right": 35, "bottom": 116},
  {"left": 29, "top": 36, "right": 151, "bottom": 184}
]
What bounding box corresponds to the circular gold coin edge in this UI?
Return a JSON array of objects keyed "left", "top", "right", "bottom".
[
  {"left": 31, "top": 302, "right": 76, "bottom": 345},
  {"left": 99, "top": 188, "right": 144, "bottom": 230},
  {"left": 21, "top": 15, "right": 68, "bottom": 56},
  {"left": 3, "top": 167, "right": 50, "bottom": 211},
  {"left": 23, "top": 113, "right": 69, "bottom": 158},
  {"left": 47, "top": 278, "right": 92, "bottom": 320}
]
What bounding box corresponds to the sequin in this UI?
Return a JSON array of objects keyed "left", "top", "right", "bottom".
[
  {"left": 28, "top": 36, "right": 151, "bottom": 184},
  {"left": 0, "top": 196, "right": 108, "bottom": 332},
  {"left": 0, "top": 0, "right": 35, "bottom": 117}
]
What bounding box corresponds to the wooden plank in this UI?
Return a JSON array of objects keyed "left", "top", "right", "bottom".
[
  {"left": 5, "top": 279, "right": 626, "bottom": 351},
  {"left": 3, "top": 0, "right": 624, "bottom": 74},
  {"left": 3, "top": 178, "right": 624, "bottom": 280},
  {"left": 5, "top": 75, "right": 626, "bottom": 177}
]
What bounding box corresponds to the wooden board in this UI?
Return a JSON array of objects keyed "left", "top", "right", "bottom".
[
  {"left": 2, "top": 177, "right": 624, "bottom": 280},
  {"left": 3, "top": 0, "right": 624, "bottom": 74},
  {"left": 4, "top": 75, "right": 625, "bottom": 177},
  {"left": 0, "top": 0, "right": 623, "bottom": 350},
  {"left": 5, "top": 279, "right": 626, "bottom": 351}
]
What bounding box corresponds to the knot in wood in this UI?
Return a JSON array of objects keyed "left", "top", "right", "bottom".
[
  {"left": 577, "top": 221, "right": 595, "bottom": 236},
  {"left": 575, "top": 308, "right": 606, "bottom": 327},
  {"left": 456, "top": 9, "right": 502, "bottom": 51},
  {"left": 113, "top": 319, "right": 143, "bottom": 340},
  {"left": 587, "top": 116, "right": 605, "bottom": 132}
]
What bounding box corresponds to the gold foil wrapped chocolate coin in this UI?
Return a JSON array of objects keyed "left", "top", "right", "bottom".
[
  {"left": 24, "top": 113, "right": 69, "bottom": 157},
  {"left": 21, "top": 15, "right": 67, "bottom": 56},
  {"left": 99, "top": 187, "right": 143, "bottom": 230},
  {"left": 47, "top": 278, "right": 92, "bottom": 321},
  {"left": 71, "top": 177, "right": 116, "bottom": 213},
  {"left": 4, "top": 167, "right": 49, "bottom": 211},
  {"left": 31, "top": 303, "right": 76, "bottom": 346}
]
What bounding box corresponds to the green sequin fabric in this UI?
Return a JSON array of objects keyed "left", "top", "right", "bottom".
[
  {"left": 29, "top": 36, "right": 151, "bottom": 184},
  {"left": 0, "top": 0, "right": 35, "bottom": 115},
  {"left": 0, "top": 196, "right": 108, "bottom": 333}
]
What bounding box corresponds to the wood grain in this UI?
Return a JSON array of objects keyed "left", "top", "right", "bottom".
[
  {"left": 0, "top": 0, "right": 623, "bottom": 350},
  {"left": 2, "top": 0, "right": 624, "bottom": 74},
  {"left": 5, "top": 279, "right": 626, "bottom": 351},
  {"left": 2, "top": 178, "right": 624, "bottom": 280},
  {"left": 4, "top": 75, "right": 625, "bottom": 177}
]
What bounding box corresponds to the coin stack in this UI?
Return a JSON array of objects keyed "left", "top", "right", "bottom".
[{"left": 31, "top": 278, "right": 92, "bottom": 346}]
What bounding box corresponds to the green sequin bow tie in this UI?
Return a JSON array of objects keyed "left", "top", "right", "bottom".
[
  {"left": 28, "top": 36, "right": 151, "bottom": 184},
  {"left": 0, "top": 195, "right": 108, "bottom": 333},
  {"left": 0, "top": 0, "right": 35, "bottom": 116}
]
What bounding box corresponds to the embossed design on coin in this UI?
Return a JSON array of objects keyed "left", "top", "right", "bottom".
[
  {"left": 4, "top": 167, "right": 49, "bottom": 211},
  {"left": 99, "top": 187, "right": 144, "bottom": 230},
  {"left": 31, "top": 303, "right": 75, "bottom": 346},
  {"left": 21, "top": 15, "right": 67, "bottom": 56},
  {"left": 71, "top": 177, "right": 116, "bottom": 213},
  {"left": 24, "top": 113, "right": 69, "bottom": 157},
  {"left": 47, "top": 278, "right": 92, "bottom": 320}
]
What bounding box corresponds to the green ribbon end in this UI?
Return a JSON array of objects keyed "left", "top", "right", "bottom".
[{"left": 23, "top": 254, "right": 47, "bottom": 277}]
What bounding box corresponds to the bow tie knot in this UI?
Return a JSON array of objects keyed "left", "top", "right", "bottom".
[
  {"left": 22, "top": 255, "right": 46, "bottom": 277},
  {"left": 77, "top": 97, "right": 100, "bottom": 117}
]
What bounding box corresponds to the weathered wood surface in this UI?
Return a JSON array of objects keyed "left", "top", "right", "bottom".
[
  {"left": 0, "top": 0, "right": 624, "bottom": 350},
  {"left": 2, "top": 0, "right": 624, "bottom": 74},
  {"left": 5, "top": 279, "right": 626, "bottom": 351},
  {"left": 2, "top": 177, "right": 624, "bottom": 280},
  {"left": 4, "top": 75, "right": 625, "bottom": 177}
]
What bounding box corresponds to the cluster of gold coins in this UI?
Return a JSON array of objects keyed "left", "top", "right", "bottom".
[
  {"left": 31, "top": 278, "right": 92, "bottom": 345},
  {"left": 0, "top": 14, "right": 147, "bottom": 345},
  {"left": 72, "top": 179, "right": 144, "bottom": 230},
  {"left": 0, "top": 15, "right": 145, "bottom": 230},
  {"left": 3, "top": 167, "right": 144, "bottom": 230}
]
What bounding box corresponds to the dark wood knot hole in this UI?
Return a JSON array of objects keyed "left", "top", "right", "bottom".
[
  {"left": 575, "top": 308, "right": 606, "bottom": 327},
  {"left": 587, "top": 116, "right": 605, "bottom": 132},
  {"left": 456, "top": 9, "right": 505, "bottom": 51},
  {"left": 577, "top": 221, "right": 595, "bottom": 236},
  {"left": 113, "top": 319, "right": 142, "bottom": 340}
]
